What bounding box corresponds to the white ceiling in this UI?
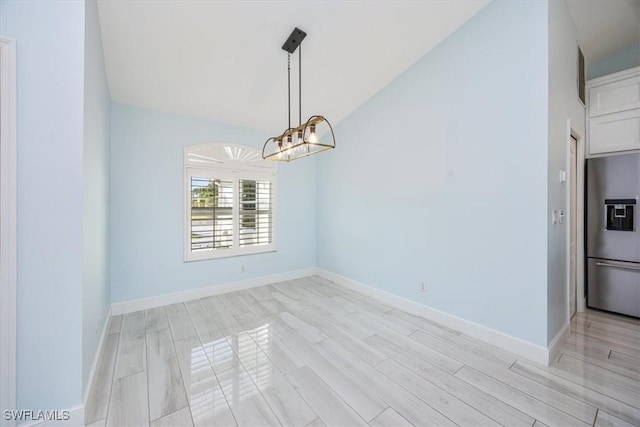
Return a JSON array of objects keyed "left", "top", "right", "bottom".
[
  {"left": 97, "top": 0, "right": 490, "bottom": 134},
  {"left": 566, "top": 0, "right": 640, "bottom": 64},
  {"left": 98, "top": 1, "right": 640, "bottom": 134}
]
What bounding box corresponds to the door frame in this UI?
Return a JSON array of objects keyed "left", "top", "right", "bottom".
[
  {"left": 566, "top": 121, "right": 586, "bottom": 322},
  {"left": 0, "top": 36, "right": 17, "bottom": 422}
]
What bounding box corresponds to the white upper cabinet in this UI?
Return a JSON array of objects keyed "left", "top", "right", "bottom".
[
  {"left": 589, "top": 75, "right": 640, "bottom": 117},
  {"left": 589, "top": 109, "right": 640, "bottom": 155},
  {"left": 587, "top": 67, "right": 640, "bottom": 157}
]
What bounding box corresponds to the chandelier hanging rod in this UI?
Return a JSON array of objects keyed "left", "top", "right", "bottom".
[{"left": 262, "top": 27, "right": 336, "bottom": 162}]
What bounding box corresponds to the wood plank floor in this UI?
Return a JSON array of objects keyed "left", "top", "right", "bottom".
[{"left": 85, "top": 276, "right": 640, "bottom": 427}]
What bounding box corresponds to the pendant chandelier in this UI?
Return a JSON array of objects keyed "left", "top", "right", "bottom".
[{"left": 262, "top": 28, "right": 336, "bottom": 162}]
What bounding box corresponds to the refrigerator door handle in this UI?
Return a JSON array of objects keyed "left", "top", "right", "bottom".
[{"left": 595, "top": 261, "right": 640, "bottom": 271}]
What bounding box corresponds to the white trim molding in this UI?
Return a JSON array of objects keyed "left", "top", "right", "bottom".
[
  {"left": 547, "top": 321, "right": 570, "bottom": 365},
  {"left": 567, "top": 121, "right": 586, "bottom": 315},
  {"left": 317, "top": 269, "right": 551, "bottom": 366},
  {"left": 111, "top": 268, "right": 317, "bottom": 315},
  {"left": 0, "top": 36, "right": 18, "bottom": 426}
]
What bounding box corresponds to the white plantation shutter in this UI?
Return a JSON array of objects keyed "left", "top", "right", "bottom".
[
  {"left": 190, "top": 177, "right": 234, "bottom": 252},
  {"left": 239, "top": 179, "right": 273, "bottom": 247},
  {"left": 185, "top": 144, "right": 277, "bottom": 261}
]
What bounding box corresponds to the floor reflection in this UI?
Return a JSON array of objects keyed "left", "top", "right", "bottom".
[
  {"left": 186, "top": 341, "right": 230, "bottom": 425},
  {"left": 238, "top": 324, "right": 272, "bottom": 390},
  {"left": 193, "top": 322, "right": 272, "bottom": 415}
]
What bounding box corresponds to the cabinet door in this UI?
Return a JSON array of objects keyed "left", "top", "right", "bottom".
[
  {"left": 589, "top": 76, "right": 640, "bottom": 117},
  {"left": 589, "top": 109, "right": 640, "bottom": 155}
]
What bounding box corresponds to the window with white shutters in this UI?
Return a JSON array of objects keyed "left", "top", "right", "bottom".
[
  {"left": 190, "top": 177, "right": 234, "bottom": 252},
  {"left": 239, "top": 179, "right": 273, "bottom": 247},
  {"left": 185, "top": 144, "right": 277, "bottom": 261}
]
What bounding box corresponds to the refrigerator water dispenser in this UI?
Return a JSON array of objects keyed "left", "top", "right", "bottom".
[{"left": 605, "top": 199, "right": 635, "bottom": 231}]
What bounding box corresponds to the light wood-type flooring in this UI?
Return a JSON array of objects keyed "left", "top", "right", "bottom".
[{"left": 85, "top": 276, "right": 640, "bottom": 427}]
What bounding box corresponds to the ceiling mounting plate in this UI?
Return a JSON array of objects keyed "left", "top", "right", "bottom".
[{"left": 282, "top": 27, "right": 307, "bottom": 54}]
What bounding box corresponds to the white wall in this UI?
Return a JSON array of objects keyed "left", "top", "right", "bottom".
[
  {"left": 546, "top": 0, "right": 586, "bottom": 343},
  {"left": 82, "top": 0, "right": 111, "bottom": 395},
  {"left": 317, "top": 1, "right": 550, "bottom": 346},
  {"left": 109, "top": 103, "right": 316, "bottom": 303},
  {"left": 0, "top": 0, "right": 85, "bottom": 410},
  {"left": 0, "top": 4, "right": 588, "bottom": 413}
]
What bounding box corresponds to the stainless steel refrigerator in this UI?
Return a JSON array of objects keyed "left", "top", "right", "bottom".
[{"left": 587, "top": 153, "right": 640, "bottom": 318}]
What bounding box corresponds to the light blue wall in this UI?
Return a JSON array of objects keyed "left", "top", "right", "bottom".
[
  {"left": 82, "top": 0, "right": 111, "bottom": 395},
  {"left": 110, "top": 104, "right": 316, "bottom": 303},
  {"left": 0, "top": 0, "right": 85, "bottom": 410},
  {"left": 589, "top": 45, "right": 640, "bottom": 79},
  {"left": 547, "top": 0, "right": 586, "bottom": 343},
  {"left": 317, "top": 0, "right": 549, "bottom": 346}
]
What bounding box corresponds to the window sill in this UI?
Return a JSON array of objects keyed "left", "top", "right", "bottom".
[{"left": 184, "top": 246, "right": 277, "bottom": 262}]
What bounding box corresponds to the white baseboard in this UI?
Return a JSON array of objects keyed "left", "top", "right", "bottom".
[
  {"left": 83, "top": 306, "right": 112, "bottom": 405},
  {"left": 16, "top": 405, "right": 84, "bottom": 427},
  {"left": 111, "top": 268, "right": 318, "bottom": 315},
  {"left": 317, "top": 268, "right": 551, "bottom": 366},
  {"left": 547, "top": 321, "right": 570, "bottom": 365}
]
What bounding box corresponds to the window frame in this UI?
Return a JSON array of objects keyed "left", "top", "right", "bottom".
[{"left": 184, "top": 144, "right": 277, "bottom": 262}]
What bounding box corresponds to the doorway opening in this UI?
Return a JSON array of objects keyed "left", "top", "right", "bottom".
[
  {"left": 570, "top": 135, "right": 578, "bottom": 318},
  {"left": 567, "top": 124, "right": 586, "bottom": 322}
]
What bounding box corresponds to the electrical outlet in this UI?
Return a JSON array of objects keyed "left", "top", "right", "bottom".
[
  {"left": 241, "top": 265, "right": 245, "bottom": 272},
  {"left": 420, "top": 282, "right": 427, "bottom": 292}
]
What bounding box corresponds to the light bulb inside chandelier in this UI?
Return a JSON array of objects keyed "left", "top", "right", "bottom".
[
  {"left": 262, "top": 27, "right": 336, "bottom": 162},
  {"left": 296, "top": 130, "right": 304, "bottom": 151},
  {"left": 307, "top": 124, "right": 318, "bottom": 144}
]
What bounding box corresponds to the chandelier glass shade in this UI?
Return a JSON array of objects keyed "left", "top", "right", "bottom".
[
  {"left": 262, "top": 28, "right": 336, "bottom": 162},
  {"left": 262, "top": 115, "right": 335, "bottom": 161}
]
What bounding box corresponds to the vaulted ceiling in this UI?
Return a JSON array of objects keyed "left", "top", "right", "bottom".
[
  {"left": 97, "top": 0, "right": 490, "bottom": 134},
  {"left": 97, "top": 0, "right": 640, "bottom": 135}
]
